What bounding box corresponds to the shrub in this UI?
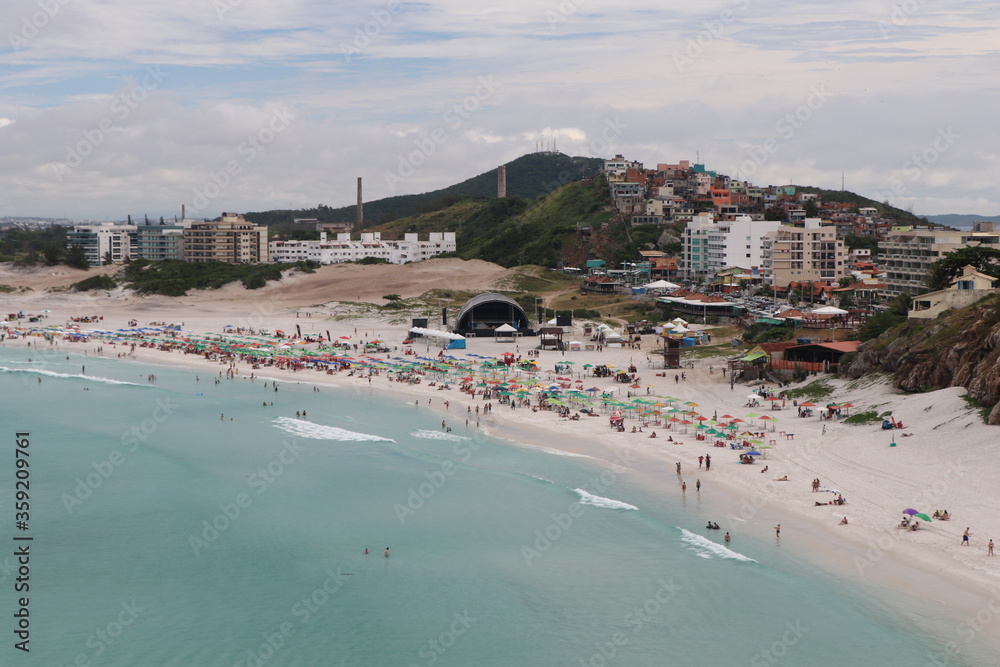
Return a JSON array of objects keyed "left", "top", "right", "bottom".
[{"left": 73, "top": 275, "right": 117, "bottom": 291}]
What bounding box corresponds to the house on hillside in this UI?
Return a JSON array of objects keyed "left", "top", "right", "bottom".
[{"left": 908, "top": 265, "right": 1000, "bottom": 319}]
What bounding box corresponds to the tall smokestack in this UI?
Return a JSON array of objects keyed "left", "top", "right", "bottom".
[
  {"left": 181, "top": 204, "right": 185, "bottom": 221},
  {"left": 356, "top": 177, "right": 363, "bottom": 230},
  {"left": 497, "top": 165, "right": 507, "bottom": 198}
]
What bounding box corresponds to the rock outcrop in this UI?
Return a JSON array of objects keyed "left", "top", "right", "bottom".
[{"left": 842, "top": 296, "right": 1000, "bottom": 424}]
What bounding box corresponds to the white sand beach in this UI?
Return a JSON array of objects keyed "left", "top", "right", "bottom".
[{"left": 4, "top": 259, "right": 1000, "bottom": 657}]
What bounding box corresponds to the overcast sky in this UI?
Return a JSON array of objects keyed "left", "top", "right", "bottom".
[{"left": 2, "top": 0, "right": 998, "bottom": 220}]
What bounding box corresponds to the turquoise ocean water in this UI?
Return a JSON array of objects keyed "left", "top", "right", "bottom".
[{"left": 0, "top": 347, "right": 992, "bottom": 666}]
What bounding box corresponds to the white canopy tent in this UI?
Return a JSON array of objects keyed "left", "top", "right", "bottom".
[
  {"left": 810, "top": 306, "right": 848, "bottom": 315},
  {"left": 644, "top": 279, "right": 681, "bottom": 291},
  {"left": 494, "top": 323, "right": 519, "bottom": 342}
]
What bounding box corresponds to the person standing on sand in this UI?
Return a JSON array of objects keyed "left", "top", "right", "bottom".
[
  {"left": 989, "top": 539, "right": 994, "bottom": 556},
  {"left": 696, "top": 479, "right": 701, "bottom": 492},
  {"left": 705, "top": 454, "right": 711, "bottom": 471},
  {"left": 963, "top": 528, "right": 971, "bottom": 545},
  {"left": 698, "top": 455, "right": 704, "bottom": 468},
  {"left": 775, "top": 524, "right": 781, "bottom": 537}
]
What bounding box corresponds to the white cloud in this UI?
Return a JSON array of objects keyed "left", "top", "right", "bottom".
[{"left": 0, "top": 0, "right": 998, "bottom": 218}]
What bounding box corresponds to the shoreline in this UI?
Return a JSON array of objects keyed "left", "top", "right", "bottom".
[{"left": 4, "top": 297, "right": 1000, "bottom": 659}]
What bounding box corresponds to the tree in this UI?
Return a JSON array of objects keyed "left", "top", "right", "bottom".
[
  {"left": 42, "top": 243, "right": 63, "bottom": 266},
  {"left": 764, "top": 204, "right": 784, "bottom": 221},
  {"left": 65, "top": 245, "right": 90, "bottom": 270},
  {"left": 382, "top": 294, "right": 402, "bottom": 303},
  {"left": 103, "top": 251, "right": 114, "bottom": 265},
  {"left": 804, "top": 200, "right": 819, "bottom": 217},
  {"left": 926, "top": 246, "right": 1000, "bottom": 291}
]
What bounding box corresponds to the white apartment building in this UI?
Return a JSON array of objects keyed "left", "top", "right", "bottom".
[
  {"left": 682, "top": 213, "right": 780, "bottom": 280},
  {"left": 66, "top": 223, "right": 136, "bottom": 265},
  {"left": 681, "top": 213, "right": 716, "bottom": 280},
  {"left": 269, "top": 232, "right": 457, "bottom": 265},
  {"left": 705, "top": 215, "right": 782, "bottom": 274}
]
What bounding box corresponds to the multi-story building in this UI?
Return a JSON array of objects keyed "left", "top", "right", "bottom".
[
  {"left": 66, "top": 223, "right": 136, "bottom": 265},
  {"left": 761, "top": 218, "right": 846, "bottom": 287},
  {"left": 681, "top": 213, "right": 715, "bottom": 280},
  {"left": 880, "top": 223, "right": 1000, "bottom": 295},
  {"left": 182, "top": 213, "right": 268, "bottom": 264},
  {"left": 134, "top": 222, "right": 190, "bottom": 261},
  {"left": 269, "top": 232, "right": 456, "bottom": 265},
  {"left": 705, "top": 215, "right": 782, "bottom": 275}
]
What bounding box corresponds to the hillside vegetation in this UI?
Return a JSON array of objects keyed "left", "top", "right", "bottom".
[
  {"left": 244, "top": 152, "right": 603, "bottom": 229},
  {"left": 371, "top": 174, "right": 621, "bottom": 268}
]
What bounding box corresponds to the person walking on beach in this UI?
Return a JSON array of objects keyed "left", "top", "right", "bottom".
[
  {"left": 705, "top": 454, "right": 711, "bottom": 471},
  {"left": 775, "top": 524, "right": 781, "bottom": 537},
  {"left": 698, "top": 455, "right": 704, "bottom": 469},
  {"left": 696, "top": 479, "right": 701, "bottom": 492},
  {"left": 989, "top": 539, "right": 994, "bottom": 556},
  {"left": 963, "top": 528, "right": 971, "bottom": 545},
  {"left": 676, "top": 462, "right": 681, "bottom": 474}
]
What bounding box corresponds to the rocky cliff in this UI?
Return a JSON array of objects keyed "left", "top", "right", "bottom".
[{"left": 842, "top": 295, "right": 1000, "bottom": 424}]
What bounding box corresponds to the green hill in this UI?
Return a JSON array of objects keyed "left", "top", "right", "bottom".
[
  {"left": 369, "top": 174, "right": 640, "bottom": 268},
  {"left": 796, "top": 186, "right": 930, "bottom": 226},
  {"left": 243, "top": 152, "right": 604, "bottom": 230}
]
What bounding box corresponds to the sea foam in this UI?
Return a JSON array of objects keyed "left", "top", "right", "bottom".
[
  {"left": 574, "top": 488, "right": 638, "bottom": 511},
  {"left": 411, "top": 429, "right": 472, "bottom": 442},
  {"left": 0, "top": 366, "right": 144, "bottom": 386},
  {"left": 539, "top": 447, "right": 595, "bottom": 459},
  {"left": 678, "top": 528, "right": 756, "bottom": 562},
  {"left": 273, "top": 416, "right": 394, "bottom": 442}
]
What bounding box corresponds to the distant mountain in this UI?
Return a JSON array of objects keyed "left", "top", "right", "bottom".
[
  {"left": 243, "top": 152, "right": 604, "bottom": 229},
  {"left": 926, "top": 214, "right": 1000, "bottom": 230}
]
